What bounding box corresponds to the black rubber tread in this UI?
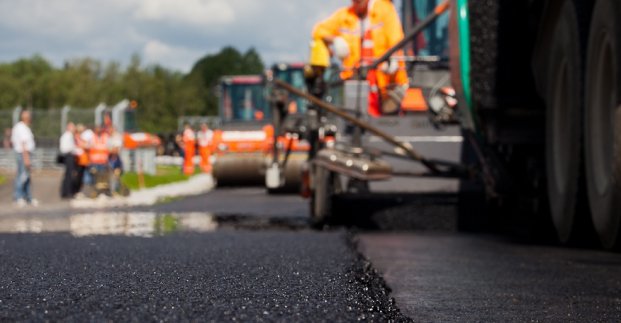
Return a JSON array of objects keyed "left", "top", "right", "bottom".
[
  {"left": 584, "top": 0, "right": 621, "bottom": 250},
  {"left": 543, "top": 0, "right": 598, "bottom": 244}
]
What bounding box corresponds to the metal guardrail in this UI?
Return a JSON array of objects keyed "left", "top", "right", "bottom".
[{"left": 0, "top": 148, "right": 63, "bottom": 171}]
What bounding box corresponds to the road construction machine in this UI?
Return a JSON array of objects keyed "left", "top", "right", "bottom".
[
  {"left": 265, "top": 63, "right": 311, "bottom": 192},
  {"left": 447, "top": 0, "right": 621, "bottom": 249},
  {"left": 212, "top": 75, "right": 272, "bottom": 186},
  {"left": 270, "top": 0, "right": 621, "bottom": 250},
  {"left": 213, "top": 69, "right": 309, "bottom": 190}
]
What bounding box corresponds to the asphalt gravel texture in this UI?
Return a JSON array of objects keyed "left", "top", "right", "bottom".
[
  {"left": 360, "top": 233, "right": 621, "bottom": 322},
  {"left": 0, "top": 231, "right": 408, "bottom": 322}
]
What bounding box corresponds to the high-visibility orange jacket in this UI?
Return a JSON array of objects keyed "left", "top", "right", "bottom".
[
  {"left": 89, "top": 133, "right": 109, "bottom": 165},
  {"left": 183, "top": 128, "right": 195, "bottom": 144},
  {"left": 197, "top": 129, "right": 213, "bottom": 148},
  {"left": 312, "top": 0, "right": 408, "bottom": 87}
]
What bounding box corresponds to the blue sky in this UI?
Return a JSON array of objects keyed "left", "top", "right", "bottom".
[{"left": 0, "top": 0, "right": 354, "bottom": 72}]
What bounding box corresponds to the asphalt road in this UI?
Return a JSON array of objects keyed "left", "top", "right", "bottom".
[
  {"left": 1, "top": 188, "right": 620, "bottom": 321},
  {"left": 0, "top": 230, "right": 404, "bottom": 322},
  {"left": 1, "top": 116, "right": 620, "bottom": 321},
  {"left": 359, "top": 233, "right": 621, "bottom": 322}
]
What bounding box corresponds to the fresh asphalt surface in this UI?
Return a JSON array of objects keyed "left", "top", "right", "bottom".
[
  {"left": 1, "top": 118, "right": 620, "bottom": 321},
  {"left": 0, "top": 231, "right": 402, "bottom": 322},
  {"left": 2, "top": 188, "right": 620, "bottom": 322}
]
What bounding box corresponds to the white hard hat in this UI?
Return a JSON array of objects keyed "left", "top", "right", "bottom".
[{"left": 332, "top": 37, "right": 350, "bottom": 60}]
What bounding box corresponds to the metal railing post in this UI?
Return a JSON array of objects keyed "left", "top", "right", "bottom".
[
  {"left": 12, "top": 106, "right": 22, "bottom": 126},
  {"left": 94, "top": 103, "right": 107, "bottom": 127},
  {"left": 61, "top": 105, "right": 71, "bottom": 133}
]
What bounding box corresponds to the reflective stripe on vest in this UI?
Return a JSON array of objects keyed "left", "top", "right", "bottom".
[
  {"left": 361, "top": 23, "right": 374, "bottom": 66},
  {"left": 89, "top": 134, "right": 109, "bottom": 164},
  {"left": 183, "top": 129, "right": 195, "bottom": 142}
]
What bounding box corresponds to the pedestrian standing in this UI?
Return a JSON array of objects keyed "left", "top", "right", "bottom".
[
  {"left": 182, "top": 123, "right": 196, "bottom": 175},
  {"left": 59, "top": 122, "right": 77, "bottom": 199},
  {"left": 11, "top": 110, "right": 38, "bottom": 207},
  {"left": 107, "top": 127, "right": 124, "bottom": 195},
  {"left": 197, "top": 123, "right": 213, "bottom": 173},
  {"left": 80, "top": 125, "right": 95, "bottom": 188},
  {"left": 86, "top": 126, "right": 110, "bottom": 187},
  {"left": 73, "top": 124, "right": 89, "bottom": 196}
]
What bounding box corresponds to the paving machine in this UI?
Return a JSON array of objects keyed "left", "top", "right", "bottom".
[{"left": 266, "top": 0, "right": 465, "bottom": 225}]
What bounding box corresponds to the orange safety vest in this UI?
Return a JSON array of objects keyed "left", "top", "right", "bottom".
[
  {"left": 75, "top": 135, "right": 89, "bottom": 166},
  {"left": 312, "top": 0, "right": 408, "bottom": 113},
  {"left": 183, "top": 128, "right": 196, "bottom": 175},
  {"left": 89, "top": 133, "right": 109, "bottom": 165},
  {"left": 361, "top": 24, "right": 383, "bottom": 116}
]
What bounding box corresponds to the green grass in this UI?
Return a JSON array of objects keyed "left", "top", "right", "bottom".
[
  {"left": 121, "top": 165, "right": 199, "bottom": 191},
  {"left": 0, "top": 174, "right": 6, "bottom": 186}
]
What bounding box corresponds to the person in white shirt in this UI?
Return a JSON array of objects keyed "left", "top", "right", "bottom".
[
  {"left": 10, "top": 110, "right": 37, "bottom": 207},
  {"left": 59, "top": 122, "right": 77, "bottom": 199}
]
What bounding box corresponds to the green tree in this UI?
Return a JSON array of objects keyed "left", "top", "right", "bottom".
[
  {"left": 0, "top": 46, "right": 265, "bottom": 132},
  {"left": 186, "top": 46, "right": 265, "bottom": 115}
]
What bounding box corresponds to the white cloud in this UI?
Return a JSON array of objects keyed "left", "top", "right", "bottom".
[
  {"left": 142, "top": 39, "right": 203, "bottom": 72},
  {"left": 134, "top": 0, "right": 235, "bottom": 27},
  {"left": 0, "top": 0, "right": 97, "bottom": 37},
  {"left": 0, "top": 0, "right": 351, "bottom": 72}
]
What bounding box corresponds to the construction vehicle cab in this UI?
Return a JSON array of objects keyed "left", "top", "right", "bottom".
[{"left": 212, "top": 75, "right": 272, "bottom": 186}]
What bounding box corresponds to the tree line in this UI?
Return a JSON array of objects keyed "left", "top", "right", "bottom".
[{"left": 0, "top": 47, "right": 265, "bottom": 132}]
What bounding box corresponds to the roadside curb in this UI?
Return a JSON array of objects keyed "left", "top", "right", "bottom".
[{"left": 70, "top": 174, "right": 215, "bottom": 209}]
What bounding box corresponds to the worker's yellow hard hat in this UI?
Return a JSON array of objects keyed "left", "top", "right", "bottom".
[{"left": 309, "top": 39, "right": 330, "bottom": 67}]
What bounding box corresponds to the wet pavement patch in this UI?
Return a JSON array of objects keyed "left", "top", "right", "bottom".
[
  {"left": 0, "top": 212, "right": 315, "bottom": 237},
  {"left": 0, "top": 212, "right": 219, "bottom": 237},
  {"left": 213, "top": 214, "right": 310, "bottom": 231}
]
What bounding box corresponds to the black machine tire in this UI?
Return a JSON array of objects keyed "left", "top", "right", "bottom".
[
  {"left": 584, "top": 0, "right": 621, "bottom": 249},
  {"left": 311, "top": 166, "right": 341, "bottom": 226},
  {"left": 544, "top": 0, "right": 585, "bottom": 243}
]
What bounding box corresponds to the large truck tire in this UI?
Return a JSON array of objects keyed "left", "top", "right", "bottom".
[
  {"left": 584, "top": 0, "right": 621, "bottom": 250},
  {"left": 544, "top": 0, "right": 586, "bottom": 243}
]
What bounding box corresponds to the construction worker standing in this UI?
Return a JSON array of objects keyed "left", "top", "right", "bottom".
[
  {"left": 86, "top": 126, "right": 110, "bottom": 188},
  {"left": 312, "top": 0, "right": 408, "bottom": 116},
  {"left": 196, "top": 123, "right": 213, "bottom": 173},
  {"left": 182, "top": 123, "right": 196, "bottom": 175}
]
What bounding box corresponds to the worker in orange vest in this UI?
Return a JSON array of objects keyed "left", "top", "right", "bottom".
[
  {"left": 311, "top": 0, "right": 408, "bottom": 116},
  {"left": 196, "top": 123, "right": 213, "bottom": 173},
  {"left": 87, "top": 126, "right": 110, "bottom": 186},
  {"left": 182, "top": 123, "right": 196, "bottom": 175}
]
